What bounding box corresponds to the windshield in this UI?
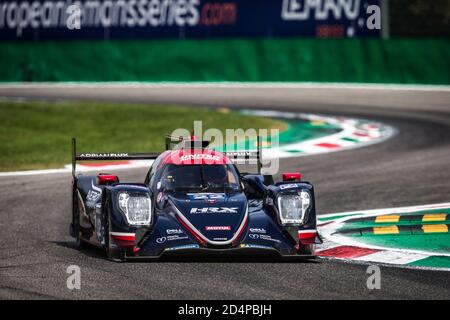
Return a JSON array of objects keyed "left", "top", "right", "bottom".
[{"left": 158, "top": 164, "right": 241, "bottom": 193}]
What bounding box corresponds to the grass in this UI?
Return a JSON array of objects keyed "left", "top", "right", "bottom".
[{"left": 0, "top": 101, "right": 286, "bottom": 171}]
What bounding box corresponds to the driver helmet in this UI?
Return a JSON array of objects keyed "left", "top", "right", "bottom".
[{"left": 206, "top": 165, "right": 228, "bottom": 185}]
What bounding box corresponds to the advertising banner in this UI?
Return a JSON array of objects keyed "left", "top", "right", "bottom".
[{"left": 0, "top": 0, "right": 381, "bottom": 40}]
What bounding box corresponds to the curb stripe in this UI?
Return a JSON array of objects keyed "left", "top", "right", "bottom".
[
  {"left": 318, "top": 202, "right": 450, "bottom": 219},
  {"left": 375, "top": 215, "right": 400, "bottom": 223},
  {"left": 315, "top": 142, "right": 341, "bottom": 149},
  {"left": 318, "top": 203, "right": 450, "bottom": 269},
  {"left": 422, "top": 224, "right": 449, "bottom": 233},
  {"left": 317, "top": 246, "right": 380, "bottom": 259},
  {"left": 422, "top": 214, "right": 447, "bottom": 222},
  {"left": 337, "top": 224, "right": 450, "bottom": 236},
  {"left": 345, "top": 213, "right": 449, "bottom": 224},
  {"left": 373, "top": 226, "right": 400, "bottom": 235},
  {"left": 354, "top": 251, "right": 430, "bottom": 265}
]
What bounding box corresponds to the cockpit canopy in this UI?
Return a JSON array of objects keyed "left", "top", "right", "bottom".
[{"left": 159, "top": 164, "right": 241, "bottom": 193}]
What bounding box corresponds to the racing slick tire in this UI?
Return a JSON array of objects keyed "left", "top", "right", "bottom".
[
  {"left": 72, "top": 191, "right": 88, "bottom": 249},
  {"left": 298, "top": 244, "right": 316, "bottom": 257},
  {"left": 103, "top": 208, "right": 126, "bottom": 262}
]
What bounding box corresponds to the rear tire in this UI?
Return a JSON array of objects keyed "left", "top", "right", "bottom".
[{"left": 73, "top": 190, "right": 88, "bottom": 249}]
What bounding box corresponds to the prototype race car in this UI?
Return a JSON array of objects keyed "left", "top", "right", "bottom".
[{"left": 70, "top": 135, "right": 321, "bottom": 261}]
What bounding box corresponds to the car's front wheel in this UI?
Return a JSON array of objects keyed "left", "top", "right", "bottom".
[
  {"left": 103, "top": 202, "right": 126, "bottom": 262},
  {"left": 298, "top": 243, "right": 316, "bottom": 257}
]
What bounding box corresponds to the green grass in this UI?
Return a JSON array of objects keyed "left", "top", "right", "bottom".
[
  {"left": 0, "top": 101, "right": 285, "bottom": 171},
  {"left": 344, "top": 233, "right": 450, "bottom": 255},
  {"left": 409, "top": 256, "right": 450, "bottom": 269}
]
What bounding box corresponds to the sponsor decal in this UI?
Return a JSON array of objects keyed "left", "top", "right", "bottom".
[
  {"left": 157, "top": 192, "right": 164, "bottom": 203},
  {"left": 282, "top": 0, "right": 361, "bottom": 21},
  {"left": 240, "top": 244, "right": 272, "bottom": 249},
  {"left": 168, "top": 235, "right": 189, "bottom": 241},
  {"left": 279, "top": 183, "right": 301, "bottom": 190},
  {"left": 156, "top": 234, "right": 189, "bottom": 243},
  {"left": 166, "top": 228, "right": 184, "bottom": 235},
  {"left": 213, "top": 237, "right": 228, "bottom": 241},
  {"left": 156, "top": 236, "right": 166, "bottom": 244},
  {"left": 205, "top": 226, "right": 231, "bottom": 231},
  {"left": 187, "top": 193, "right": 225, "bottom": 200},
  {"left": 180, "top": 154, "right": 221, "bottom": 162},
  {"left": 249, "top": 233, "right": 281, "bottom": 243},
  {"left": 86, "top": 189, "right": 101, "bottom": 202},
  {"left": 190, "top": 207, "right": 238, "bottom": 214},
  {"left": 165, "top": 244, "right": 200, "bottom": 251},
  {"left": 249, "top": 228, "right": 266, "bottom": 234},
  {"left": 86, "top": 181, "right": 102, "bottom": 202},
  {"left": 259, "top": 234, "right": 281, "bottom": 243},
  {"left": 79, "top": 153, "right": 129, "bottom": 158}
]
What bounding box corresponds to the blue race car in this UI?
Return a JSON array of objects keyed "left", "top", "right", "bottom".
[{"left": 70, "top": 135, "right": 321, "bottom": 261}]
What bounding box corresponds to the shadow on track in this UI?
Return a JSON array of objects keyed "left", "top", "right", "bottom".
[{"left": 53, "top": 241, "right": 320, "bottom": 264}]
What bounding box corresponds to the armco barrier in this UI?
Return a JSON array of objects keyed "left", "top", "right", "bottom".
[{"left": 0, "top": 38, "right": 448, "bottom": 84}]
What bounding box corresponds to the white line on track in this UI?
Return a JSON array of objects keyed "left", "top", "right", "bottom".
[
  {"left": 319, "top": 202, "right": 450, "bottom": 218},
  {"left": 0, "top": 82, "right": 449, "bottom": 92}
]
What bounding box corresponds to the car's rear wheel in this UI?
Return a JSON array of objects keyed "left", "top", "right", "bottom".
[{"left": 73, "top": 191, "right": 88, "bottom": 249}]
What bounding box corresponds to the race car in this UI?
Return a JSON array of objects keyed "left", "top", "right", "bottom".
[{"left": 70, "top": 135, "right": 321, "bottom": 261}]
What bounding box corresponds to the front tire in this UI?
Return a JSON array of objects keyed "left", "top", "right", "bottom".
[
  {"left": 103, "top": 202, "right": 126, "bottom": 262},
  {"left": 298, "top": 243, "right": 316, "bottom": 257}
]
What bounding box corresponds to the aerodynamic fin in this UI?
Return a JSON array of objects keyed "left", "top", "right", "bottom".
[
  {"left": 71, "top": 138, "right": 160, "bottom": 177},
  {"left": 223, "top": 136, "right": 263, "bottom": 174}
]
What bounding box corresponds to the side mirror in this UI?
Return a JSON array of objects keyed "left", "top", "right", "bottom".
[
  {"left": 282, "top": 172, "right": 302, "bottom": 182},
  {"left": 241, "top": 175, "right": 266, "bottom": 199}
]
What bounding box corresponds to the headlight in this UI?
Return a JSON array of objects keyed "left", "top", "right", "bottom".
[
  {"left": 117, "top": 192, "right": 152, "bottom": 226},
  {"left": 277, "top": 190, "right": 310, "bottom": 225}
]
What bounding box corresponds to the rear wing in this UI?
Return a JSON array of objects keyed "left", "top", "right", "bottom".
[
  {"left": 71, "top": 138, "right": 160, "bottom": 177},
  {"left": 223, "top": 136, "right": 263, "bottom": 174},
  {"left": 73, "top": 134, "right": 263, "bottom": 176},
  {"left": 165, "top": 135, "right": 210, "bottom": 150},
  {"left": 164, "top": 134, "right": 263, "bottom": 174}
]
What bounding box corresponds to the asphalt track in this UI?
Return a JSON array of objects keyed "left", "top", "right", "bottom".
[{"left": 0, "top": 84, "right": 450, "bottom": 299}]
